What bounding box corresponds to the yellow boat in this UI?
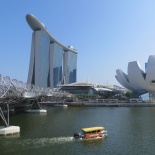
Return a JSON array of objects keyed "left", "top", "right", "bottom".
[{"left": 73, "top": 126, "right": 107, "bottom": 140}]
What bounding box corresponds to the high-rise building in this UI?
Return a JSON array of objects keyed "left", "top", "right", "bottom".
[
  {"left": 26, "top": 14, "right": 78, "bottom": 88},
  {"left": 63, "top": 51, "right": 77, "bottom": 84}
]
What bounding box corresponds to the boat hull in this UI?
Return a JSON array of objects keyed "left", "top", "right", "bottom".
[{"left": 73, "top": 133, "right": 107, "bottom": 140}]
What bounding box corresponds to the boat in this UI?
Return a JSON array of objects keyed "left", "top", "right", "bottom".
[{"left": 73, "top": 126, "right": 107, "bottom": 140}]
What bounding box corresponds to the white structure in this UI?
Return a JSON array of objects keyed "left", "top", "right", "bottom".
[
  {"left": 25, "top": 109, "right": 47, "bottom": 113},
  {"left": 0, "top": 126, "right": 20, "bottom": 135},
  {"left": 116, "top": 55, "right": 155, "bottom": 95}
]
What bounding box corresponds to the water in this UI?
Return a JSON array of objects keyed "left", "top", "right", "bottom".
[{"left": 1, "top": 106, "right": 155, "bottom": 155}]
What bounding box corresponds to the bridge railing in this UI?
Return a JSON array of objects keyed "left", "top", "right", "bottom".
[
  {"left": 0, "top": 74, "right": 73, "bottom": 102},
  {"left": 96, "top": 99, "right": 118, "bottom": 103}
]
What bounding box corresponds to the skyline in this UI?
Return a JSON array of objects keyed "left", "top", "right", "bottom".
[{"left": 0, "top": 0, "right": 155, "bottom": 86}]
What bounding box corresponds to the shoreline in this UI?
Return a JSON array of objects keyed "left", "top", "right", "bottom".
[
  {"left": 67, "top": 102, "right": 155, "bottom": 107},
  {"left": 43, "top": 102, "right": 155, "bottom": 107}
]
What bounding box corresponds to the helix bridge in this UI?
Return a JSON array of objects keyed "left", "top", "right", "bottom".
[{"left": 0, "top": 74, "right": 72, "bottom": 129}]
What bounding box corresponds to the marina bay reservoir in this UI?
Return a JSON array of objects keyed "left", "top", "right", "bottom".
[{"left": 1, "top": 106, "right": 155, "bottom": 155}]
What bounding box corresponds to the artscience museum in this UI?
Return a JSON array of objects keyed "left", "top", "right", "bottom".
[{"left": 116, "top": 55, "right": 155, "bottom": 98}]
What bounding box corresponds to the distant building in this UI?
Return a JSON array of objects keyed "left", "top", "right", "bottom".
[
  {"left": 59, "top": 82, "right": 96, "bottom": 95},
  {"left": 26, "top": 14, "right": 77, "bottom": 88},
  {"left": 116, "top": 55, "right": 155, "bottom": 96},
  {"left": 59, "top": 82, "right": 114, "bottom": 95}
]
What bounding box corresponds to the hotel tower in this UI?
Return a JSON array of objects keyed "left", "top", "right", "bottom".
[{"left": 26, "top": 14, "right": 77, "bottom": 88}]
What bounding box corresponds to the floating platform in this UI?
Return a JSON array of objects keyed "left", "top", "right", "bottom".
[
  {"left": 54, "top": 104, "right": 68, "bottom": 107},
  {"left": 25, "top": 109, "right": 47, "bottom": 113},
  {"left": 0, "top": 126, "right": 20, "bottom": 135}
]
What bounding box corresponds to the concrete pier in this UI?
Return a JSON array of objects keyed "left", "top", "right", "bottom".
[
  {"left": 25, "top": 109, "right": 47, "bottom": 113},
  {"left": 0, "top": 126, "right": 20, "bottom": 135},
  {"left": 53, "top": 104, "right": 68, "bottom": 107}
]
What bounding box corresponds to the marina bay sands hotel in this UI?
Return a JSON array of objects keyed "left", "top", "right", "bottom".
[{"left": 26, "top": 14, "right": 77, "bottom": 88}]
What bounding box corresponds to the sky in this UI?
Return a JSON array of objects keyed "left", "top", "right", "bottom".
[{"left": 0, "top": 0, "right": 155, "bottom": 86}]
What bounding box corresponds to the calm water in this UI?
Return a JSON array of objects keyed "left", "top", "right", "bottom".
[{"left": 1, "top": 106, "right": 155, "bottom": 155}]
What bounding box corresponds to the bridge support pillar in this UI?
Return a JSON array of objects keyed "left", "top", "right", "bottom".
[
  {"left": 25, "top": 99, "right": 47, "bottom": 113},
  {"left": 0, "top": 104, "right": 20, "bottom": 135}
]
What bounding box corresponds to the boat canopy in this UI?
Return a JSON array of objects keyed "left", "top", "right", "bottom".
[{"left": 82, "top": 127, "right": 104, "bottom": 132}]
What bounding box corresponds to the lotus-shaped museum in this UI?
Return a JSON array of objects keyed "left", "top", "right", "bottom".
[{"left": 116, "top": 55, "right": 155, "bottom": 95}]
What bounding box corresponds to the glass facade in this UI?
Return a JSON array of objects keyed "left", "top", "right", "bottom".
[
  {"left": 28, "top": 30, "right": 50, "bottom": 88},
  {"left": 36, "top": 31, "right": 50, "bottom": 87},
  {"left": 66, "top": 51, "right": 77, "bottom": 84},
  {"left": 28, "top": 30, "right": 77, "bottom": 88},
  {"left": 60, "top": 86, "right": 96, "bottom": 95},
  {"left": 51, "top": 43, "right": 63, "bottom": 87}
]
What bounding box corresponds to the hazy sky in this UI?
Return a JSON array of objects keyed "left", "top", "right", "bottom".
[{"left": 0, "top": 0, "right": 155, "bottom": 86}]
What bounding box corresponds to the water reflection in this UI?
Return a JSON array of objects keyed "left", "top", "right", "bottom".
[{"left": 81, "top": 137, "right": 104, "bottom": 146}]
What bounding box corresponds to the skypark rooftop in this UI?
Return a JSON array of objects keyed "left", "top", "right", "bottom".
[{"left": 26, "top": 14, "right": 77, "bottom": 54}]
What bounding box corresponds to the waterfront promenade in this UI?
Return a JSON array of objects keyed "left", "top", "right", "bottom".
[
  {"left": 42, "top": 99, "right": 155, "bottom": 107},
  {"left": 66, "top": 102, "right": 155, "bottom": 107}
]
